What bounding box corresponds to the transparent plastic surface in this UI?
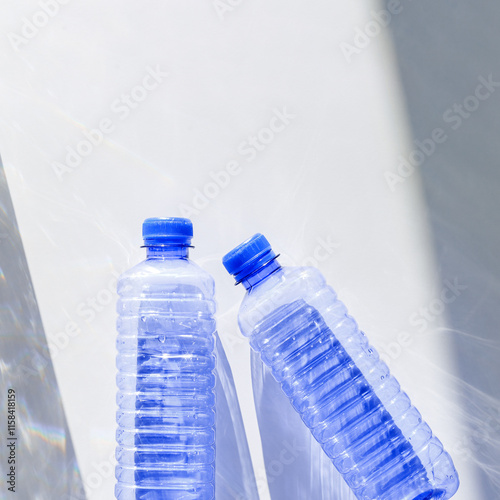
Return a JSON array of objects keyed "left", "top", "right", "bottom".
[
  {"left": 215, "top": 335, "right": 259, "bottom": 499},
  {"left": 239, "top": 266, "right": 459, "bottom": 500},
  {"left": 115, "top": 248, "right": 216, "bottom": 499},
  {"left": 251, "top": 350, "right": 356, "bottom": 500}
]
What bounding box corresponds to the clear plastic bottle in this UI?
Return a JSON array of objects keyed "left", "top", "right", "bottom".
[
  {"left": 115, "top": 218, "right": 216, "bottom": 500},
  {"left": 222, "top": 234, "right": 459, "bottom": 500}
]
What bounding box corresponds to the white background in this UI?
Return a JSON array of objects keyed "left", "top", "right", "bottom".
[{"left": 0, "top": 1, "right": 486, "bottom": 498}]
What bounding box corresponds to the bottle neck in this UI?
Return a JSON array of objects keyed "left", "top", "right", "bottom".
[
  {"left": 146, "top": 245, "right": 189, "bottom": 259},
  {"left": 241, "top": 259, "right": 281, "bottom": 290}
]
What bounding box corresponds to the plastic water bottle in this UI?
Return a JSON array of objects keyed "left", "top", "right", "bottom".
[
  {"left": 115, "top": 218, "right": 216, "bottom": 500},
  {"left": 222, "top": 234, "right": 459, "bottom": 500}
]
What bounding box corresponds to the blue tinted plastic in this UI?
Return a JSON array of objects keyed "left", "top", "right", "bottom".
[
  {"left": 223, "top": 233, "right": 277, "bottom": 283},
  {"left": 251, "top": 349, "right": 356, "bottom": 500},
  {"left": 215, "top": 335, "right": 259, "bottom": 499},
  {"left": 142, "top": 217, "right": 193, "bottom": 246},
  {"left": 115, "top": 221, "right": 216, "bottom": 500},
  {"left": 228, "top": 240, "right": 460, "bottom": 500}
]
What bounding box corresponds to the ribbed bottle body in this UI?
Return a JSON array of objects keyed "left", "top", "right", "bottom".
[
  {"left": 239, "top": 266, "right": 459, "bottom": 500},
  {"left": 115, "top": 258, "right": 216, "bottom": 500}
]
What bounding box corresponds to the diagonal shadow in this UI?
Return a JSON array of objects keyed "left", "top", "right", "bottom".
[
  {"left": 0, "top": 158, "right": 86, "bottom": 499},
  {"left": 385, "top": 1, "right": 500, "bottom": 498}
]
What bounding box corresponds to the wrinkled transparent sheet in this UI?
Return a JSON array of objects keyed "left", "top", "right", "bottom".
[
  {"left": 0, "top": 160, "right": 85, "bottom": 499},
  {"left": 251, "top": 350, "right": 356, "bottom": 500},
  {"left": 216, "top": 335, "right": 259, "bottom": 499}
]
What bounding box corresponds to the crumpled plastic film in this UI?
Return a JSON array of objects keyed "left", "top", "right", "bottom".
[
  {"left": 216, "top": 334, "right": 259, "bottom": 499},
  {"left": 0, "top": 160, "right": 86, "bottom": 500},
  {"left": 251, "top": 350, "right": 356, "bottom": 500}
]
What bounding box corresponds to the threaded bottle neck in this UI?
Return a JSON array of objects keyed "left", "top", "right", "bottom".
[
  {"left": 145, "top": 245, "right": 189, "bottom": 259},
  {"left": 223, "top": 233, "right": 282, "bottom": 289},
  {"left": 241, "top": 258, "right": 281, "bottom": 290}
]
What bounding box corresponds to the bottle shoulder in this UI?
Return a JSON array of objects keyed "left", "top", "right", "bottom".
[
  {"left": 118, "top": 258, "right": 215, "bottom": 298},
  {"left": 245, "top": 265, "right": 327, "bottom": 300},
  {"left": 238, "top": 266, "right": 333, "bottom": 334}
]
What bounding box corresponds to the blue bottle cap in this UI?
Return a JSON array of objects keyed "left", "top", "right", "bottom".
[
  {"left": 222, "top": 233, "right": 277, "bottom": 283},
  {"left": 142, "top": 217, "right": 193, "bottom": 246}
]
